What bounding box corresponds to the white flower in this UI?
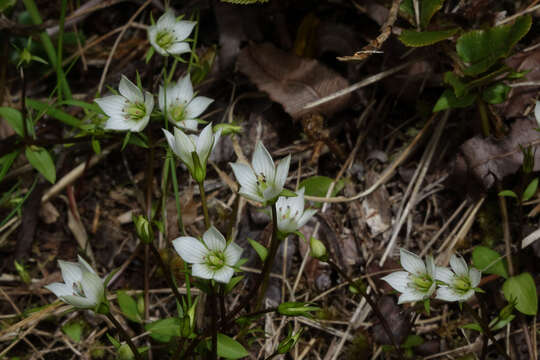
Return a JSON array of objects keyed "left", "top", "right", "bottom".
[
  {"left": 148, "top": 10, "right": 195, "bottom": 57},
  {"left": 230, "top": 142, "right": 291, "bottom": 205},
  {"left": 163, "top": 123, "right": 221, "bottom": 182},
  {"left": 275, "top": 188, "right": 316, "bottom": 234},
  {"left": 382, "top": 249, "right": 437, "bottom": 304},
  {"left": 95, "top": 75, "right": 154, "bottom": 132},
  {"left": 435, "top": 254, "right": 481, "bottom": 302},
  {"left": 159, "top": 74, "right": 213, "bottom": 130},
  {"left": 45, "top": 256, "right": 105, "bottom": 309},
  {"left": 173, "top": 226, "right": 243, "bottom": 284}
]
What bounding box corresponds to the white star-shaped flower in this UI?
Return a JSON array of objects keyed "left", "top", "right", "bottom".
[
  {"left": 230, "top": 142, "right": 291, "bottom": 206},
  {"left": 275, "top": 188, "right": 316, "bottom": 234},
  {"left": 435, "top": 254, "right": 481, "bottom": 302},
  {"left": 95, "top": 75, "right": 154, "bottom": 132},
  {"left": 158, "top": 74, "right": 213, "bottom": 130},
  {"left": 382, "top": 249, "right": 438, "bottom": 304},
  {"left": 173, "top": 226, "right": 243, "bottom": 284},
  {"left": 45, "top": 256, "right": 105, "bottom": 309},
  {"left": 148, "top": 10, "right": 196, "bottom": 57}
]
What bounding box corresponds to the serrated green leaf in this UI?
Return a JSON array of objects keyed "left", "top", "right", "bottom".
[
  {"left": 299, "top": 176, "right": 344, "bottom": 199},
  {"left": 25, "top": 146, "right": 56, "bottom": 183},
  {"left": 522, "top": 178, "right": 538, "bottom": 202},
  {"left": 248, "top": 238, "right": 267, "bottom": 262},
  {"left": 457, "top": 15, "right": 532, "bottom": 76},
  {"left": 482, "top": 83, "right": 510, "bottom": 104},
  {"left": 433, "top": 89, "right": 477, "bottom": 112},
  {"left": 400, "top": 0, "right": 445, "bottom": 28},
  {"left": 502, "top": 273, "right": 538, "bottom": 315},
  {"left": 145, "top": 318, "right": 181, "bottom": 342},
  {"left": 399, "top": 28, "right": 458, "bottom": 47},
  {"left": 117, "top": 291, "right": 142, "bottom": 323},
  {"left": 217, "top": 333, "right": 249, "bottom": 359},
  {"left": 472, "top": 246, "right": 509, "bottom": 278},
  {"left": 0, "top": 107, "right": 24, "bottom": 137}
]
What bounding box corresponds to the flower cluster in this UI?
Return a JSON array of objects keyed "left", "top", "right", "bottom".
[{"left": 383, "top": 249, "right": 482, "bottom": 304}]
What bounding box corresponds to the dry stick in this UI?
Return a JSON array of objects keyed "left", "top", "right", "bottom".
[
  {"left": 326, "top": 260, "right": 405, "bottom": 360},
  {"left": 380, "top": 110, "right": 448, "bottom": 266},
  {"left": 495, "top": 3, "right": 540, "bottom": 25},
  {"left": 97, "top": 0, "right": 151, "bottom": 94}
]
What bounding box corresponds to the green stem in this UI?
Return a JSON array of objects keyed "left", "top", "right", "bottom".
[
  {"left": 57, "top": 0, "right": 67, "bottom": 101},
  {"left": 198, "top": 181, "right": 210, "bottom": 228},
  {"left": 477, "top": 98, "right": 490, "bottom": 137},
  {"left": 105, "top": 312, "right": 142, "bottom": 360}
]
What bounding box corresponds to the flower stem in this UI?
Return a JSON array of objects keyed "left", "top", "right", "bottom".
[
  {"left": 326, "top": 259, "right": 405, "bottom": 360},
  {"left": 209, "top": 283, "right": 218, "bottom": 360},
  {"left": 198, "top": 181, "right": 210, "bottom": 228},
  {"left": 105, "top": 312, "right": 142, "bottom": 360}
]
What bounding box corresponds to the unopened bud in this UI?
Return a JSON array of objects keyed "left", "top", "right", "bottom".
[
  {"left": 191, "top": 151, "right": 206, "bottom": 183},
  {"left": 310, "top": 237, "right": 328, "bottom": 262},
  {"left": 133, "top": 215, "right": 153, "bottom": 244}
]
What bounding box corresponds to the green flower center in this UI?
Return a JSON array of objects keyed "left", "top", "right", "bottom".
[
  {"left": 124, "top": 102, "right": 146, "bottom": 121},
  {"left": 170, "top": 103, "right": 186, "bottom": 122},
  {"left": 205, "top": 251, "right": 226, "bottom": 271},
  {"left": 453, "top": 275, "right": 472, "bottom": 294},
  {"left": 156, "top": 30, "right": 174, "bottom": 50},
  {"left": 411, "top": 273, "right": 433, "bottom": 293}
]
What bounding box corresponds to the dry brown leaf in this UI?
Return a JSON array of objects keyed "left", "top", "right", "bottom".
[
  {"left": 237, "top": 43, "right": 350, "bottom": 119},
  {"left": 39, "top": 202, "right": 60, "bottom": 224},
  {"left": 451, "top": 118, "right": 540, "bottom": 191}
]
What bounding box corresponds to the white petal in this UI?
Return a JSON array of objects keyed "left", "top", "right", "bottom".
[
  {"left": 95, "top": 95, "right": 126, "bottom": 117},
  {"left": 174, "top": 74, "right": 194, "bottom": 104},
  {"left": 167, "top": 42, "right": 191, "bottom": 55},
  {"left": 252, "top": 143, "right": 275, "bottom": 182},
  {"left": 400, "top": 248, "right": 425, "bottom": 275},
  {"left": 182, "top": 119, "right": 199, "bottom": 130},
  {"left": 144, "top": 90, "right": 154, "bottom": 114},
  {"left": 173, "top": 236, "right": 208, "bottom": 264},
  {"left": 196, "top": 123, "right": 214, "bottom": 164},
  {"left": 212, "top": 266, "right": 234, "bottom": 284},
  {"left": 435, "top": 267, "right": 455, "bottom": 284},
  {"left": 104, "top": 116, "right": 134, "bottom": 131},
  {"left": 230, "top": 163, "right": 259, "bottom": 195},
  {"left": 381, "top": 271, "right": 410, "bottom": 293},
  {"left": 398, "top": 290, "right": 425, "bottom": 304},
  {"left": 535, "top": 101, "right": 540, "bottom": 126},
  {"left": 157, "top": 10, "right": 175, "bottom": 29},
  {"left": 173, "top": 127, "right": 195, "bottom": 171},
  {"left": 172, "top": 20, "right": 196, "bottom": 41},
  {"left": 185, "top": 96, "right": 213, "bottom": 119},
  {"left": 203, "top": 226, "right": 227, "bottom": 252},
  {"left": 238, "top": 190, "right": 264, "bottom": 203},
  {"left": 45, "top": 282, "right": 72, "bottom": 297},
  {"left": 58, "top": 260, "right": 82, "bottom": 288},
  {"left": 435, "top": 287, "right": 463, "bottom": 302},
  {"left": 274, "top": 154, "right": 291, "bottom": 189},
  {"left": 296, "top": 209, "right": 317, "bottom": 229},
  {"left": 77, "top": 255, "right": 96, "bottom": 274},
  {"left": 191, "top": 263, "right": 214, "bottom": 280},
  {"left": 262, "top": 183, "right": 282, "bottom": 202},
  {"left": 469, "top": 268, "right": 482, "bottom": 288},
  {"left": 224, "top": 243, "right": 243, "bottom": 267},
  {"left": 61, "top": 295, "right": 96, "bottom": 308},
  {"left": 119, "top": 75, "right": 143, "bottom": 103},
  {"left": 81, "top": 271, "right": 103, "bottom": 304},
  {"left": 425, "top": 255, "right": 436, "bottom": 278},
  {"left": 162, "top": 129, "right": 178, "bottom": 155},
  {"left": 450, "top": 254, "right": 469, "bottom": 277}
]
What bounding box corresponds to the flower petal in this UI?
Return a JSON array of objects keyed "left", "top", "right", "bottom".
[
  {"left": 58, "top": 260, "right": 82, "bottom": 288},
  {"left": 435, "top": 287, "right": 463, "bottom": 302},
  {"left": 398, "top": 290, "right": 425, "bottom": 304},
  {"left": 119, "top": 75, "right": 143, "bottom": 103},
  {"left": 381, "top": 271, "right": 410, "bottom": 293},
  {"left": 185, "top": 96, "right": 213, "bottom": 119},
  {"left": 274, "top": 154, "right": 291, "bottom": 189},
  {"left": 61, "top": 295, "right": 96, "bottom": 308},
  {"left": 224, "top": 243, "right": 243, "bottom": 267},
  {"left": 535, "top": 101, "right": 540, "bottom": 125},
  {"left": 45, "top": 282, "right": 72, "bottom": 297},
  {"left": 449, "top": 254, "right": 469, "bottom": 277},
  {"left": 191, "top": 263, "right": 214, "bottom": 280},
  {"left": 173, "top": 236, "right": 207, "bottom": 264},
  {"left": 469, "top": 267, "right": 482, "bottom": 288},
  {"left": 400, "top": 248, "right": 425, "bottom": 275},
  {"left": 157, "top": 10, "right": 175, "bottom": 29},
  {"left": 203, "top": 226, "right": 227, "bottom": 252},
  {"left": 230, "top": 163, "right": 259, "bottom": 196},
  {"left": 172, "top": 20, "right": 196, "bottom": 41},
  {"left": 296, "top": 209, "right": 317, "bottom": 229},
  {"left": 182, "top": 119, "right": 199, "bottom": 130},
  {"left": 174, "top": 74, "right": 194, "bottom": 104},
  {"left": 425, "top": 255, "right": 436, "bottom": 278},
  {"left": 435, "top": 267, "right": 455, "bottom": 284},
  {"left": 95, "top": 95, "right": 126, "bottom": 118},
  {"left": 238, "top": 190, "right": 264, "bottom": 203},
  {"left": 81, "top": 271, "right": 103, "bottom": 305},
  {"left": 252, "top": 143, "right": 275, "bottom": 182},
  {"left": 162, "top": 129, "right": 177, "bottom": 155},
  {"left": 77, "top": 255, "right": 96, "bottom": 274},
  {"left": 168, "top": 42, "right": 191, "bottom": 55},
  {"left": 104, "top": 116, "right": 135, "bottom": 131},
  {"left": 173, "top": 127, "right": 195, "bottom": 171},
  {"left": 212, "top": 266, "right": 234, "bottom": 284},
  {"left": 196, "top": 123, "right": 214, "bottom": 164}
]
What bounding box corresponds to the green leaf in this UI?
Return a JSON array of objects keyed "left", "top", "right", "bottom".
[
  {"left": 400, "top": 0, "right": 445, "bottom": 28},
  {"left": 225, "top": 275, "right": 244, "bottom": 293},
  {"left": 62, "top": 321, "right": 83, "bottom": 342},
  {"left": 502, "top": 273, "right": 538, "bottom": 315},
  {"left": 498, "top": 190, "right": 518, "bottom": 198},
  {"left": 279, "top": 188, "right": 297, "bottom": 198},
  {"left": 433, "top": 89, "right": 477, "bottom": 112},
  {"left": 26, "top": 99, "right": 81, "bottom": 127},
  {"left": 462, "top": 323, "right": 483, "bottom": 332},
  {"left": 522, "top": 178, "right": 538, "bottom": 202},
  {"left": 25, "top": 146, "right": 56, "bottom": 183},
  {"left": 472, "top": 246, "right": 509, "bottom": 278},
  {"left": 456, "top": 15, "right": 532, "bottom": 76},
  {"left": 402, "top": 334, "right": 424, "bottom": 348},
  {"left": 59, "top": 99, "right": 101, "bottom": 113},
  {"left": 444, "top": 72, "right": 469, "bottom": 98},
  {"left": 248, "top": 238, "right": 267, "bottom": 262},
  {"left": 482, "top": 83, "right": 511, "bottom": 104},
  {"left": 399, "top": 28, "right": 459, "bottom": 47},
  {"left": 144, "top": 318, "right": 181, "bottom": 342},
  {"left": 0, "top": 107, "right": 24, "bottom": 137},
  {"left": 299, "top": 176, "right": 344, "bottom": 199},
  {"left": 117, "top": 291, "right": 142, "bottom": 323},
  {"left": 0, "top": 151, "right": 19, "bottom": 183},
  {"left": 217, "top": 333, "right": 249, "bottom": 359}
]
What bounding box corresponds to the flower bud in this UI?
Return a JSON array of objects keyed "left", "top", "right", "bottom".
[
  {"left": 277, "top": 302, "right": 319, "bottom": 317},
  {"left": 310, "top": 237, "right": 328, "bottom": 262},
  {"left": 133, "top": 215, "right": 153, "bottom": 244},
  {"left": 213, "top": 123, "right": 243, "bottom": 136},
  {"left": 191, "top": 151, "right": 206, "bottom": 183}
]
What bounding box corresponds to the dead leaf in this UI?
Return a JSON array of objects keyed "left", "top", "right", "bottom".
[
  {"left": 372, "top": 295, "right": 411, "bottom": 345},
  {"left": 237, "top": 43, "right": 350, "bottom": 119},
  {"left": 39, "top": 202, "right": 60, "bottom": 224},
  {"left": 451, "top": 118, "right": 540, "bottom": 191},
  {"left": 362, "top": 171, "right": 391, "bottom": 235}
]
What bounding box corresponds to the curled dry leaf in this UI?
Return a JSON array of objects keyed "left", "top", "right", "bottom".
[
  {"left": 451, "top": 118, "right": 540, "bottom": 192},
  {"left": 237, "top": 43, "right": 350, "bottom": 119}
]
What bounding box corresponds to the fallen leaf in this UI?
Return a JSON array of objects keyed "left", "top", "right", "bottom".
[
  {"left": 362, "top": 171, "right": 391, "bottom": 235},
  {"left": 39, "top": 202, "right": 60, "bottom": 224},
  {"left": 237, "top": 43, "right": 350, "bottom": 119},
  {"left": 372, "top": 295, "right": 411, "bottom": 345}
]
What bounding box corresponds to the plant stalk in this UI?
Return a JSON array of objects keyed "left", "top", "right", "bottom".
[{"left": 198, "top": 181, "right": 210, "bottom": 228}]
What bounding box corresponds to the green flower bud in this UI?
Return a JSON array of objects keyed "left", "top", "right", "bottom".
[
  {"left": 191, "top": 151, "right": 206, "bottom": 183},
  {"left": 310, "top": 237, "right": 328, "bottom": 262},
  {"left": 133, "top": 215, "right": 153, "bottom": 244}
]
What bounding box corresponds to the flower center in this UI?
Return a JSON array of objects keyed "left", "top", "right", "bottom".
[
  {"left": 279, "top": 205, "right": 298, "bottom": 220},
  {"left": 411, "top": 273, "right": 433, "bottom": 293},
  {"left": 72, "top": 281, "right": 85, "bottom": 297},
  {"left": 205, "top": 251, "right": 225, "bottom": 270},
  {"left": 124, "top": 102, "right": 146, "bottom": 121},
  {"left": 169, "top": 103, "right": 186, "bottom": 122},
  {"left": 156, "top": 30, "right": 175, "bottom": 50},
  {"left": 453, "top": 275, "right": 472, "bottom": 294}
]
